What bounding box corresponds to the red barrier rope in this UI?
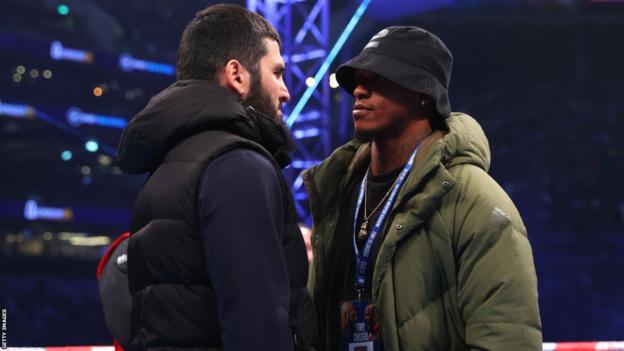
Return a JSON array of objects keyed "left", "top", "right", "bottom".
[{"left": 6, "top": 343, "right": 624, "bottom": 351}]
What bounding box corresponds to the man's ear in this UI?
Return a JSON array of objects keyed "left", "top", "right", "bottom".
[{"left": 218, "top": 59, "right": 251, "bottom": 98}]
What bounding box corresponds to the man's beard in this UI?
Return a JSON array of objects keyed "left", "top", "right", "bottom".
[
  {"left": 244, "top": 72, "right": 282, "bottom": 125},
  {"left": 243, "top": 70, "right": 295, "bottom": 158}
]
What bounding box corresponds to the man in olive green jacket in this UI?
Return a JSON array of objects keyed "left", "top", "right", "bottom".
[{"left": 303, "top": 26, "right": 541, "bottom": 350}]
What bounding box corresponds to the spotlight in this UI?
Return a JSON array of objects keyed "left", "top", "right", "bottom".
[
  {"left": 57, "top": 4, "right": 70, "bottom": 16},
  {"left": 60, "top": 150, "right": 73, "bottom": 161},
  {"left": 85, "top": 140, "right": 99, "bottom": 152},
  {"left": 97, "top": 154, "right": 112, "bottom": 166},
  {"left": 329, "top": 73, "right": 339, "bottom": 88}
]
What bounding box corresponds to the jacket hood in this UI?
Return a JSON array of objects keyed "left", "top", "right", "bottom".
[
  {"left": 441, "top": 112, "right": 490, "bottom": 172},
  {"left": 116, "top": 80, "right": 293, "bottom": 174}
]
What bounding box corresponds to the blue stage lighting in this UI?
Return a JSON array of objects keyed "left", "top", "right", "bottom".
[
  {"left": 85, "top": 140, "right": 99, "bottom": 153},
  {"left": 57, "top": 4, "right": 70, "bottom": 16},
  {"left": 289, "top": 159, "right": 322, "bottom": 169},
  {"left": 61, "top": 150, "right": 73, "bottom": 161},
  {"left": 293, "top": 127, "right": 321, "bottom": 139},
  {"left": 119, "top": 53, "right": 175, "bottom": 76},
  {"left": 0, "top": 102, "right": 35, "bottom": 119},
  {"left": 67, "top": 107, "right": 127, "bottom": 129},
  {"left": 50, "top": 41, "right": 94, "bottom": 63},
  {"left": 286, "top": 0, "right": 372, "bottom": 127},
  {"left": 24, "top": 200, "right": 73, "bottom": 222}
]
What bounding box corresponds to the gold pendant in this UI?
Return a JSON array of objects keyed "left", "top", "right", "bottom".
[{"left": 358, "top": 220, "right": 369, "bottom": 240}]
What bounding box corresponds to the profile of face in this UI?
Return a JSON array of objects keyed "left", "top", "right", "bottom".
[
  {"left": 340, "top": 302, "right": 356, "bottom": 331},
  {"left": 244, "top": 38, "right": 290, "bottom": 124},
  {"left": 351, "top": 69, "right": 426, "bottom": 141}
]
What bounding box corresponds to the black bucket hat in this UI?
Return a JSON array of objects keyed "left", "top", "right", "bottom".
[{"left": 336, "top": 26, "right": 453, "bottom": 118}]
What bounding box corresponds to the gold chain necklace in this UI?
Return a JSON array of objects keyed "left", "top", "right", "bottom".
[{"left": 358, "top": 170, "right": 401, "bottom": 240}]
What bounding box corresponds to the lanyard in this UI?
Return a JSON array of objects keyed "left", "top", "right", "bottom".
[{"left": 352, "top": 145, "right": 420, "bottom": 295}]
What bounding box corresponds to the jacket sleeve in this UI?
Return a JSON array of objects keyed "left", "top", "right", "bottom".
[
  {"left": 454, "top": 172, "right": 542, "bottom": 350},
  {"left": 199, "top": 148, "right": 293, "bottom": 351}
]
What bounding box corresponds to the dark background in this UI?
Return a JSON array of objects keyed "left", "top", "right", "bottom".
[{"left": 1, "top": 0, "right": 623, "bottom": 346}]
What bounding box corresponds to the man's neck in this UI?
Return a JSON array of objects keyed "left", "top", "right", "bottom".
[{"left": 370, "top": 121, "right": 432, "bottom": 176}]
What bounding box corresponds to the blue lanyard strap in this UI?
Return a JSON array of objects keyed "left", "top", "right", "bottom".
[{"left": 352, "top": 145, "right": 420, "bottom": 293}]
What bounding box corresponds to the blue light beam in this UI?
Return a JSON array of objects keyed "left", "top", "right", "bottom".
[
  {"left": 286, "top": 0, "right": 372, "bottom": 127},
  {"left": 119, "top": 53, "right": 175, "bottom": 76},
  {"left": 35, "top": 109, "right": 117, "bottom": 156},
  {"left": 67, "top": 107, "right": 127, "bottom": 129}
]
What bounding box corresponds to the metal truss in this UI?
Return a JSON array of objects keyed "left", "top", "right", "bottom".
[{"left": 248, "top": 0, "right": 330, "bottom": 224}]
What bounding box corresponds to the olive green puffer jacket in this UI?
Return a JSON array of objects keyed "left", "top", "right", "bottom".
[{"left": 303, "top": 113, "right": 542, "bottom": 350}]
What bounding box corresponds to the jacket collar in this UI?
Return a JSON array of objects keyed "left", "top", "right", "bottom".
[
  {"left": 304, "top": 113, "right": 490, "bottom": 239},
  {"left": 116, "top": 80, "right": 293, "bottom": 174}
]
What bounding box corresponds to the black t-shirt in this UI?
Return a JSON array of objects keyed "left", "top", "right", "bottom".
[{"left": 324, "top": 166, "right": 403, "bottom": 350}]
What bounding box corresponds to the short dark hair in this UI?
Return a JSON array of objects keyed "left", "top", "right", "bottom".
[{"left": 175, "top": 4, "right": 281, "bottom": 81}]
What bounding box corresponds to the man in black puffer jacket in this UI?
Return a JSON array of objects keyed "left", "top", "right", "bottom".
[{"left": 115, "top": 4, "right": 316, "bottom": 351}]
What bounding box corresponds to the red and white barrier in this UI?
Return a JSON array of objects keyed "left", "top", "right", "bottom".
[
  {"left": 7, "top": 343, "right": 624, "bottom": 351},
  {"left": 543, "top": 342, "right": 624, "bottom": 351}
]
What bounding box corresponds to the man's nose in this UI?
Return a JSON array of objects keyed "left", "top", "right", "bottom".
[
  {"left": 353, "top": 83, "right": 370, "bottom": 100},
  {"left": 280, "top": 81, "right": 291, "bottom": 103}
]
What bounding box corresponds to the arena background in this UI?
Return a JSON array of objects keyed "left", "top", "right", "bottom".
[{"left": 0, "top": 0, "right": 623, "bottom": 347}]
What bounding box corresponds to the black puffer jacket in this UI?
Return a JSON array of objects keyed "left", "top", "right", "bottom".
[{"left": 116, "top": 80, "right": 316, "bottom": 350}]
